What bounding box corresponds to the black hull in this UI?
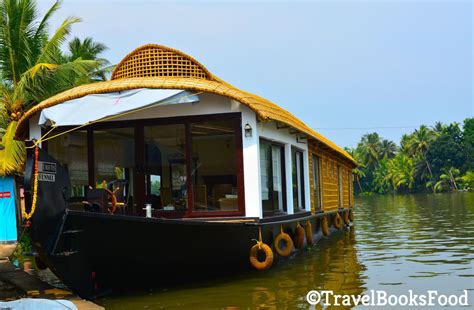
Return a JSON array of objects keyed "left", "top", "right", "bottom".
[{"left": 30, "top": 209, "right": 348, "bottom": 298}]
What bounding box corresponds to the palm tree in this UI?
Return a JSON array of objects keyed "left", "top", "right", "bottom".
[
  {"left": 386, "top": 154, "right": 414, "bottom": 191},
  {"left": 0, "top": 0, "right": 103, "bottom": 176},
  {"left": 407, "top": 125, "right": 434, "bottom": 156},
  {"left": 379, "top": 139, "right": 397, "bottom": 160},
  {"left": 434, "top": 167, "right": 461, "bottom": 192},
  {"left": 432, "top": 121, "right": 445, "bottom": 136},
  {"left": 357, "top": 132, "right": 381, "bottom": 169},
  {"left": 66, "top": 37, "right": 112, "bottom": 81},
  {"left": 460, "top": 171, "right": 474, "bottom": 190},
  {"left": 399, "top": 133, "right": 412, "bottom": 155},
  {"left": 373, "top": 159, "right": 390, "bottom": 193},
  {"left": 345, "top": 147, "right": 366, "bottom": 193},
  {"left": 414, "top": 156, "right": 432, "bottom": 183},
  {"left": 407, "top": 125, "right": 435, "bottom": 183}
]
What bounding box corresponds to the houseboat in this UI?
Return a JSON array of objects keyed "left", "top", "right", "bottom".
[{"left": 14, "top": 44, "right": 357, "bottom": 298}]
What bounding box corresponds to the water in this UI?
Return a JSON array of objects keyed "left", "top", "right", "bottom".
[{"left": 99, "top": 193, "right": 474, "bottom": 309}]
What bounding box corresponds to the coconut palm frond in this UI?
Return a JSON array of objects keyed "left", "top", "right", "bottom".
[
  {"left": 0, "top": 0, "right": 41, "bottom": 84},
  {"left": 92, "top": 62, "right": 114, "bottom": 81},
  {"left": 27, "top": 62, "right": 59, "bottom": 78},
  {"left": 67, "top": 36, "right": 108, "bottom": 61},
  {"left": 33, "top": 0, "right": 61, "bottom": 40},
  {"left": 66, "top": 37, "right": 112, "bottom": 81},
  {"left": 0, "top": 121, "right": 25, "bottom": 176},
  {"left": 20, "top": 58, "right": 99, "bottom": 105},
  {"left": 36, "top": 15, "right": 81, "bottom": 64}
]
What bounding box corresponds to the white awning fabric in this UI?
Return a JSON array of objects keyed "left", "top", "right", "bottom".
[{"left": 38, "top": 88, "right": 199, "bottom": 127}]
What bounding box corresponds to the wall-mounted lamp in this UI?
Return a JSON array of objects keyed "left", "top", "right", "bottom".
[{"left": 244, "top": 123, "right": 253, "bottom": 137}]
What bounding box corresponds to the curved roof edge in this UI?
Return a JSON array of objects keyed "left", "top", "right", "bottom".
[{"left": 15, "top": 44, "right": 356, "bottom": 166}]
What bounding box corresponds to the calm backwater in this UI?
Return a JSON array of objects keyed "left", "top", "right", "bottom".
[{"left": 99, "top": 193, "right": 474, "bottom": 309}]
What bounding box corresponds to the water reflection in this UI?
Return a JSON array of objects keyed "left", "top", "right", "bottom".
[
  {"left": 100, "top": 226, "right": 365, "bottom": 309},
  {"left": 355, "top": 193, "right": 474, "bottom": 307},
  {"left": 100, "top": 193, "right": 474, "bottom": 309}
]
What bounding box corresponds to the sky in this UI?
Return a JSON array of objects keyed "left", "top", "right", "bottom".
[{"left": 37, "top": 0, "right": 472, "bottom": 148}]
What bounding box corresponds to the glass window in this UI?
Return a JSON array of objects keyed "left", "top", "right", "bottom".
[
  {"left": 144, "top": 124, "right": 187, "bottom": 211},
  {"left": 191, "top": 120, "right": 238, "bottom": 211},
  {"left": 93, "top": 127, "right": 135, "bottom": 204},
  {"left": 260, "top": 140, "right": 285, "bottom": 214},
  {"left": 312, "top": 155, "right": 322, "bottom": 211},
  {"left": 47, "top": 130, "right": 88, "bottom": 198},
  {"left": 292, "top": 147, "right": 305, "bottom": 211}
]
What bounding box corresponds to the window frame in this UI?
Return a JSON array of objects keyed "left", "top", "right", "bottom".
[
  {"left": 43, "top": 112, "right": 245, "bottom": 218},
  {"left": 259, "top": 138, "right": 287, "bottom": 217},
  {"left": 312, "top": 154, "right": 322, "bottom": 212},
  {"left": 291, "top": 146, "right": 306, "bottom": 212}
]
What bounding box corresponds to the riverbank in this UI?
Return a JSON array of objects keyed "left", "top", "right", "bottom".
[{"left": 0, "top": 259, "right": 103, "bottom": 309}]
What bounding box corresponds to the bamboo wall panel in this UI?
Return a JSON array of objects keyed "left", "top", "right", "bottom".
[
  {"left": 350, "top": 174, "right": 355, "bottom": 207},
  {"left": 309, "top": 140, "right": 354, "bottom": 213},
  {"left": 309, "top": 153, "right": 315, "bottom": 213},
  {"left": 341, "top": 167, "right": 351, "bottom": 208}
]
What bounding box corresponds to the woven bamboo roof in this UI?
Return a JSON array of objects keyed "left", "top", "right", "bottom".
[{"left": 15, "top": 44, "right": 355, "bottom": 165}]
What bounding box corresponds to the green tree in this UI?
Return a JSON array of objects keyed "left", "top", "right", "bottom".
[
  {"left": 386, "top": 154, "right": 414, "bottom": 191},
  {"left": 373, "top": 158, "right": 391, "bottom": 193},
  {"left": 379, "top": 139, "right": 396, "bottom": 160},
  {"left": 463, "top": 118, "right": 474, "bottom": 171},
  {"left": 345, "top": 146, "right": 368, "bottom": 193},
  {"left": 348, "top": 119, "right": 472, "bottom": 195},
  {"left": 432, "top": 121, "right": 445, "bottom": 135},
  {"left": 460, "top": 171, "right": 474, "bottom": 190},
  {"left": 66, "top": 36, "right": 112, "bottom": 81},
  {"left": 399, "top": 133, "right": 412, "bottom": 155},
  {"left": 426, "top": 123, "right": 464, "bottom": 178},
  {"left": 0, "top": 0, "right": 105, "bottom": 176},
  {"left": 357, "top": 132, "right": 381, "bottom": 169},
  {"left": 434, "top": 167, "right": 461, "bottom": 193},
  {"left": 407, "top": 125, "right": 435, "bottom": 181}
]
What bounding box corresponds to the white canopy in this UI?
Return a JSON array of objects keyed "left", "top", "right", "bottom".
[{"left": 38, "top": 88, "right": 199, "bottom": 127}]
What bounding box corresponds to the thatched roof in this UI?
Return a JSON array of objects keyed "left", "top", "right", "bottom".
[{"left": 15, "top": 44, "right": 355, "bottom": 165}]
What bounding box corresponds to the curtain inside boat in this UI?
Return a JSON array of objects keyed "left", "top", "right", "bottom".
[{"left": 38, "top": 88, "right": 199, "bottom": 127}]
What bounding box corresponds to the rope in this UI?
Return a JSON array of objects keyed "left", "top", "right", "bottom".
[
  {"left": 26, "top": 91, "right": 203, "bottom": 148},
  {"left": 27, "top": 124, "right": 57, "bottom": 148},
  {"left": 251, "top": 227, "right": 264, "bottom": 250}
]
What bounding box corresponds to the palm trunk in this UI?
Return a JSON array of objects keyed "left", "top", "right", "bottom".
[
  {"left": 425, "top": 159, "right": 433, "bottom": 178},
  {"left": 449, "top": 170, "right": 458, "bottom": 191},
  {"left": 424, "top": 157, "right": 435, "bottom": 192},
  {"left": 357, "top": 177, "right": 363, "bottom": 193}
]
